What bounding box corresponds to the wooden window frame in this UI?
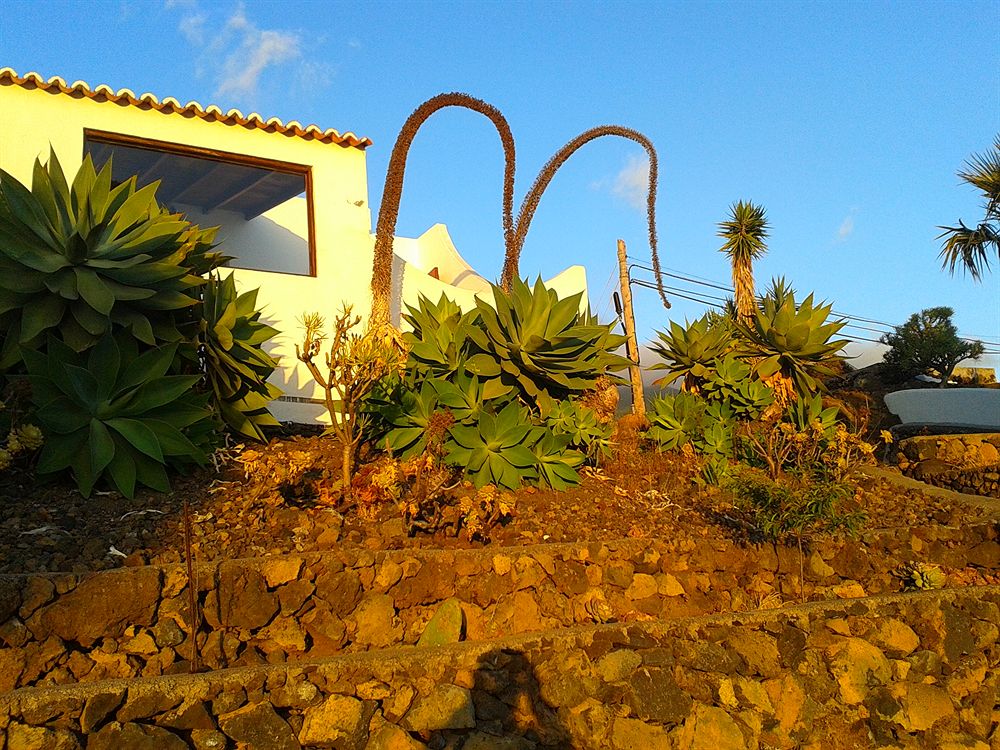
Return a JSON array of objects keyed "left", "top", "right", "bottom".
[{"left": 83, "top": 128, "right": 318, "bottom": 277}]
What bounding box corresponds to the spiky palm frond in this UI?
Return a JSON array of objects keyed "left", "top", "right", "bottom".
[
  {"left": 938, "top": 136, "right": 1000, "bottom": 281},
  {"left": 718, "top": 201, "right": 769, "bottom": 324}
]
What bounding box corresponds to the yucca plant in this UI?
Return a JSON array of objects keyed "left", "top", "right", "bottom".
[
  {"left": 23, "top": 334, "right": 215, "bottom": 497},
  {"left": 199, "top": 273, "right": 281, "bottom": 441},
  {"left": 444, "top": 401, "right": 539, "bottom": 489},
  {"left": 466, "top": 277, "right": 628, "bottom": 411},
  {"left": 0, "top": 152, "right": 223, "bottom": 368},
  {"left": 650, "top": 314, "right": 735, "bottom": 392},
  {"left": 737, "top": 290, "right": 849, "bottom": 398}
]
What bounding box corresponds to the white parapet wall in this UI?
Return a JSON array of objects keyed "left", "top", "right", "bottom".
[{"left": 884, "top": 388, "right": 1000, "bottom": 429}]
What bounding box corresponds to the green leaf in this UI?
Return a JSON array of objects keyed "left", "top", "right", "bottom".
[{"left": 106, "top": 418, "right": 165, "bottom": 462}]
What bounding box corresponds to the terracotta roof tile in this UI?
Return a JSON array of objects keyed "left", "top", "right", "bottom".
[{"left": 0, "top": 67, "right": 372, "bottom": 150}]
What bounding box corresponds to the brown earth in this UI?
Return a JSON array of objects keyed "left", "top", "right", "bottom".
[{"left": 2, "top": 428, "right": 996, "bottom": 576}]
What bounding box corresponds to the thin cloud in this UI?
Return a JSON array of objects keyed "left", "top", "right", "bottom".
[
  {"left": 611, "top": 154, "right": 650, "bottom": 211},
  {"left": 178, "top": 13, "right": 206, "bottom": 44},
  {"left": 835, "top": 208, "right": 859, "bottom": 243},
  {"left": 216, "top": 26, "right": 301, "bottom": 98},
  {"left": 166, "top": 1, "right": 326, "bottom": 104}
]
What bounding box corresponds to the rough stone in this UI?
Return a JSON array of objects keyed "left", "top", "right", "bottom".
[
  {"left": 890, "top": 683, "right": 956, "bottom": 731},
  {"left": 416, "top": 597, "right": 465, "bottom": 647},
  {"left": 656, "top": 573, "right": 686, "bottom": 597},
  {"left": 36, "top": 568, "right": 160, "bottom": 646},
  {"left": 299, "top": 695, "right": 367, "bottom": 746},
  {"left": 7, "top": 724, "right": 80, "bottom": 750},
  {"left": 826, "top": 638, "right": 891, "bottom": 704},
  {"left": 626, "top": 666, "right": 692, "bottom": 724},
  {"left": 219, "top": 701, "right": 298, "bottom": 750},
  {"left": 402, "top": 685, "right": 475, "bottom": 731},
  {"left": 366, "top": 723, "right": 428, "bottom": 749},
  {"left": 88, "top": 721, "right": 188, "bottom": 750},
  {"left": 596, "top": 649, "right": 642, "bottom": 683},
  {"left": 217, "top": 566, "right": 279, "bottom": 630},
  {"left": 870, "top": 618, "right": 920, "bottom": 657},
  {"left": 611, "top": 717, "right": 672, "bottom": 749},
  {"left": 352, "top": 593, "right": 403, "bottom": 647},
  {"left": 676, "top": 704, "right": 747, "bottom": 750},
  {"left": 190, "top": 730, "right": 228, "bottom": 750},
  {"left": 80, "top": 690, "right": 126, "bottom": 733},
  {"left": 260, "top": 556, "right": 303, "bottom": 588},
  {"left": 626, "top": 573, "right": 659, "bottom": 600},
  {"left": 728, "top": 629, "right": 782, "bottom": 678}
]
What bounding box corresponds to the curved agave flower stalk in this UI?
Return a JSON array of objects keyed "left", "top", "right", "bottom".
[
  {"left": 504, "top": 126, "right": 670, "bottom": 310},
  {"left": 369, "top": 93, "right": 516, "bottom": 329}
]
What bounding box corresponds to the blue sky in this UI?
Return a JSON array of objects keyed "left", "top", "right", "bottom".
[{"left": 4, "top": 0, "right": 999, "bottom": 368}]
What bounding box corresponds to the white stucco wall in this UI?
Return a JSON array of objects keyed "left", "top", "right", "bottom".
[
  {"left": 884, "top": 388, "right": 1000, "bottom": 429},
  {"left": 0, "top": 81, "right": 589, "bottom": 425}
]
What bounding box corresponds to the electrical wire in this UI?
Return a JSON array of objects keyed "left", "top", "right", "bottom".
[{"left": 626, "top": 256, "right": 1000, "bottom": 347}]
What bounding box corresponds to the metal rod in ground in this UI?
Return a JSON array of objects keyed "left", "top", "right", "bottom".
[
  {"left": 617, "top": 238, "right": 646, "bottom": 417},
  {"left": 183, "top": 498, "right": 200, "bottom": 673}
]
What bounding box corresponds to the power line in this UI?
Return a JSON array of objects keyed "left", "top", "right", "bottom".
[{"left": 626, "top": 256, "right": 1000, "bottom": 347}]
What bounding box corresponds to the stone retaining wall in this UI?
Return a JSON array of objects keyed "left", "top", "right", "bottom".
[
  {"left": 898, "top": 434, "right": 1000, "bottom": 498},
  {"left": 2, "top": 525, "right": 997, "bottom": 693},
  {"left": 2, "top": 586, "right": 998, "bottom": 749}
]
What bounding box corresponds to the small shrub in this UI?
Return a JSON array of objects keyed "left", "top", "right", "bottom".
[{"left": 296, "top": 305, "right": 405, "bottom": 500}]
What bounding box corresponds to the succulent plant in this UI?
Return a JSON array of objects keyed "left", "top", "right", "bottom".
[
  {"left": 737, "top": 289, "right": 848, "bottom": 397},
  {"left": 402, "top": 293, "right": 481, "bottom": 382},
  {"left": 787, "top": 393, "right": 840, "bottom": 438},
  {"left": 465, "top": 277, "right": 628, "bottom": 410},
  {"left": 544, "top": 399, "right": 613, "bottom": 459},
  {"left": 895, "top": 562, "right": 947, "bottom": 592},
  {"left": 529, "top": 432, "right": 584, "bottom": 490},
  {"left": 376, "top": 378, "right": 443, "bottom": 459},
  {"left": 647, "top": 392, "right": 706, "bottom": 450},
  {"left": 444, "top": 401, "right": 539, "bottom": 489},
  {"left": 700, "top": 354, "right": 775, "bottom": 419},
  {"left": 650, "top": 314, "right": 735, "bottom": 391},
  {"left": 0, "top": 152, "right": 224, "bottom": 368},
  {"left": 198, "top": 273, "right": 281, "bottom": 441},
  {"left": 23, "top": 333, "right": 215, "bottom": 498}
]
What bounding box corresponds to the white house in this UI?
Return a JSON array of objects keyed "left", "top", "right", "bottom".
[{"left": 0, "top": 68, "right": 587, "bottom": 423}]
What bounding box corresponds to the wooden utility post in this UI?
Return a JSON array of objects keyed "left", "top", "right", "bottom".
[{"left": 616, "top": 239, "right": 645, "bottom": 417}]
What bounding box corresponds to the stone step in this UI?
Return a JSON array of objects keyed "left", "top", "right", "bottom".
[
  {"left": 2, "top": 524, "right": 997, "bottom": 693},
  {"left": 3, "top": 585, "right": 998, "bottom": 750}
]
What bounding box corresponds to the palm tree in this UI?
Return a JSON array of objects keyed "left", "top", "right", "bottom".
[
  {"left": 718, "top": 201, "right": 769, "bottom": 324},
  {"left": 938, "top": 136, "right": 1000, "bottom": 281}
]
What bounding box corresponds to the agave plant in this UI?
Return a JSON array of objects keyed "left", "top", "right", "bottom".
[
  {"left": 650, "top": 314, "right": 735, "bottom": 392},
  {"left": 529, "top": 432, "right": 584, "bottom": 490},
  {"left": 646, "top": 392, "right": 706, "bottom": 450},
  {"left": 402, "top": 293, "right": 481, "bottom": 382},
  {"left": 0, "top": 152, "right": 224, "bottom": 368},
  {"left": 465, "top": 277, "right": 628, "bottom": 410},
  {"left": 700, "top": 354, "right": 774, "bottom": 420},
  {"left": 375, "top": 379, "right": 443, "bottom": 458},
  {"left": 737, "top": 290, "right": 849, "bottom": 397},
  {"left": 787, "top": 393, "right": 839, "bottom": 438},
  {"left": 198, "top": 273, "right": 281, "bottom": 441},
  {"left": 444, "top": 401, "right": 539, "bottom": 489},
  {"left": 544, "top": 399, "right": 612, "bottom": 459},
  {"left": 23, "top": 334, "right": 215, "bottom": 497}
]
